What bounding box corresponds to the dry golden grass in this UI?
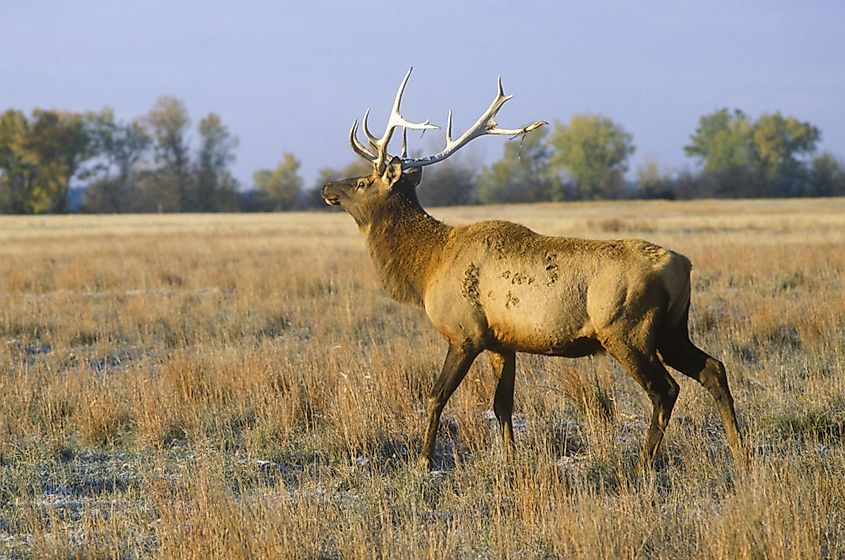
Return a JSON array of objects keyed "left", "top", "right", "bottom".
[{"left": 1, "top": 198, "right": 844, "bottom": 558}]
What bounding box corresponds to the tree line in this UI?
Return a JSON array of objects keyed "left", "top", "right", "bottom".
[{"left": 2, "top": 98, "right": 844, "bottom": 214}]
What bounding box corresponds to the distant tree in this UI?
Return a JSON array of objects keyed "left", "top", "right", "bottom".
[
  {"left": 253, "top": 152, "right": 303, "bottom": 211},
  {"left": 133, "top": 169, "right": 179, "bottom": 212},
  {"left": 548, "top": 114, "right": 635, "bottom": 200},
  {"left": 752, "top": 111, "right": 820, "bottom": 196},
  {"left": 635, "top": 157, "right": 675, "bottom": 199},
  {"left": 145, "top": 96, "right": 192, "bottom": 210},
  {"left": 685, "top": 110, "right": 750, "bottom": 169},
  {"left": 0, "top": 110, "right": 37, "bottom": 213},
  {"left": 0, "top": 109, "right": 99, "bottom": 213},
  {"left": 666, "top": 168, "right": 712, "bottom": 200},
  {"left": 90, "top": 110, "right": 150, "bottom": 178},
  {"left": 417, "top": 153, "right": 478, "bottom": 207},
  {"left": 476, "top": 129, "right": 552, "bottom": 204},
  {"left": 83, "top": 175, "right": 134, "bottom": 213},
  {"left": 685, "top": 108, "right": 819, "bottom": 197},
  {"left": 195, "top": 113, "right": 239, "bottom": 211},
  {"left": 808, "top": 151, "right": 845, "bottom": 197},
  {"left": 2, "top": 100, "right": 253, "bottom": 214},
  {"left": 30, "top": 109, "right": 98, "bottom": 213},
  {"left": 83, "top": 110, "right": 151, "bottom": 212}
]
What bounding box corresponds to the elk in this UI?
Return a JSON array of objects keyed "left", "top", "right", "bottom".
[{"left": 322, "top": 68, "right": 745, "bottom": 469}]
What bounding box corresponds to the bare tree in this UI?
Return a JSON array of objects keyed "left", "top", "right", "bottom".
[{"left": 146, "top": 96, "right": 191, "bottom": 210}]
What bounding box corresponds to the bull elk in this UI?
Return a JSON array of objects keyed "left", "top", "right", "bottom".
[{"left": 322, "top": 68, "right": 744, "bottom": 469}]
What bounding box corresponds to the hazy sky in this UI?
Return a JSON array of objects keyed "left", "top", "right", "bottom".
[{"left": 2, "top": 1, "right": 843, "bottom": 188}]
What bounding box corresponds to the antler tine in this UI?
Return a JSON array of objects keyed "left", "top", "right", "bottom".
[
  {"left": 349, "top": 120, "right": 377, "bottom": 162},
  {"left": 350, "top": 68, "right": 439, "bottom": 169},
  {"left": 369, "top": 67, "right": 440, "bottom": 170},
  {"left": 401, "top": 77, "right": 547, "bottom": 169},
  {"left": 347, "top": 70, "right": 544, "bottom": 170},
  {"left": 401, "top": 128, "right": 408, "bottom": 158},
  {"left": 362, "top": 108, "right": 379, "bottom": 151}
]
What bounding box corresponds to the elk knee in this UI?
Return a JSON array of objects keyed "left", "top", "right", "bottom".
[
  {"left": 649, "top": 376, "right": 679, "bottom": 407},
  {"left": 700, "top": 359, "right": 731, "bottom": 397},
  {"left": 667, "top": 376, "right": 680, "bottom": 402},
  {"left": 649, "top": 377, "right": 679, "bottom": 428},
  {"left": 426, "top": 394, "right": 445, "bottom": 416}
]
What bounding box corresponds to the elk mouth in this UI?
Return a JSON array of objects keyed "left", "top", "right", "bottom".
[{"left": 321, "top": 184, "right": 342, "bottom": 206}]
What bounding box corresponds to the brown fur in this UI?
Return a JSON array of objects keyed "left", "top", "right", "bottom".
[{"left": 322, "top": 159, "right": 745, "bottom": 469}]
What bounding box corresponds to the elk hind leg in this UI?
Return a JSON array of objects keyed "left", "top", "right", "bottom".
[
  {"left": 489, "top": 350, "right": 516, "bottom": 453},
  {"left": 659, "top": 334, "right": 745, "bottom": 466}
]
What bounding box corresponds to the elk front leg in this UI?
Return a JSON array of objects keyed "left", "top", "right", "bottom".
[
  {"left": 489, "top": 350, "right": 516, "bottom": 453},
  {"left": 419, "top": 344, "right": 480, "bottom": 470}
]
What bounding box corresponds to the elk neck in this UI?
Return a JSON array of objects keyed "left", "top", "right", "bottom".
[{"left": 365, "top": 188, "right": 451, "bottom": 307}]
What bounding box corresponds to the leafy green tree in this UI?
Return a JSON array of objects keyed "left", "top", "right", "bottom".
[
  {"left": 0, "top": 109, "right": 99, "bottom": 213},
  {"left": 752, "top": 113, "right": 818, "bottom": 174},
  {"left": 0, "top": 110, "right": 37, "bottom": 213},
  {"left": 253, "top": 152, "right": 303, "bottom": 211},
  {"left": 685, "top": 109, "right": 751, "bottom": 171},
  {"left": 752, "top": 112, "right": 820, "bottom": 195},
  {"left": 547, "top": 114, "right": 635, "bottom": 200},
  {"left": 684, "top": 109, "right": 756, "bottom": 196},
  {"left": 28, "top": 109, "right": 96, "bottom": 212},
  {"left": 476, "top": 129, "right": 552, "bottom": 204},
  {"left": 685, "top": 108, "right": 819, "bottom": 197}
]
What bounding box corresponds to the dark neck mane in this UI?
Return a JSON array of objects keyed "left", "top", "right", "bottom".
[{"left": 366, "top": 188, "right": 450, "bottom": 307}]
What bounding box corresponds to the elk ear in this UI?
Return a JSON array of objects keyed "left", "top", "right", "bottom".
[
  {"left": 382, "top": 156, "right": 404, "bottom": 189},
  {"left": 404, "top": 166, "right": 423, "bottom": 189}
]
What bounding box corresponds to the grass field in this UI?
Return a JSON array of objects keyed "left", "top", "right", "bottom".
[{"left": 1, "top": 198, "right": 844, "bottom": 558}]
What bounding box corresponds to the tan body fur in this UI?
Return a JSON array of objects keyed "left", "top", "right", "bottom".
[
  {"left": 423, "top": 222, "right": 690, "bottom": 358},
  {"left": 324, "top": 157, "right": 745, "bottom": 470}
]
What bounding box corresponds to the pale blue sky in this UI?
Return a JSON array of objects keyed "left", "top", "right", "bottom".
[{"left": 2, "top": 1, "right": 843, "bottom": 188}]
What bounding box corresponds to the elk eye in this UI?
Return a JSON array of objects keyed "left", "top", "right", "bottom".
[{"left": 356, "top": 180, "right": 366, "bottom": 191}]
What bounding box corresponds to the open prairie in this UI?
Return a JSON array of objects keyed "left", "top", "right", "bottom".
[{"left": 1, "top": 198, "right": 844, "bottom": 558}]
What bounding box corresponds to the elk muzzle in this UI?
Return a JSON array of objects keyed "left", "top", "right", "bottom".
[{"left": 321, "top": 182, "right": 345, "bottom": 206}]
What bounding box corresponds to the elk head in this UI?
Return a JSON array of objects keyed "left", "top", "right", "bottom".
[
  {"left": 321, "top": 158, "right": 423, "bottom": 228},
  {"left": 322, "top": 67, "right": 547, "bottom": 224}
]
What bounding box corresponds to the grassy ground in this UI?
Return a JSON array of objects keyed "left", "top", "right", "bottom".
[{"left": 1, "top": 198, "right": 843, "bottom": 559}]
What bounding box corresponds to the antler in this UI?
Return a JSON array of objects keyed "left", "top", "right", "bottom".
[
  {"left": 402, "top": 77, "right": 547, "bottom": 169},
  {"left": 348, "top": 67, "right": 439, "bottom": 172},
  {"left": 348, "top": 69, "right": 547, "bottom": 172}
]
